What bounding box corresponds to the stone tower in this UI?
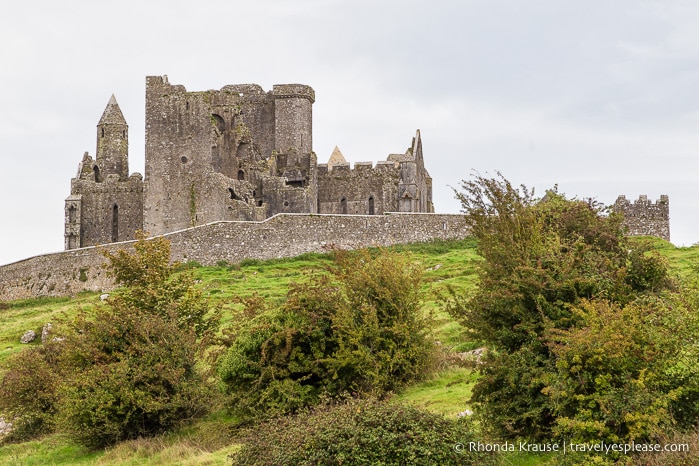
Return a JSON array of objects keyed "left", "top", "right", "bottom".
[
  {"left": 613, "top": 194, "right": 670, "bottom": 241},
  {"left": 96, "top": 95, "right": 129, "bottom": 180},
  {"left": 65, "top": 76, "right": 434, "bottom": 250},
  {"left": 65, "top": 96, "right": 143, "bottom": 249},
  {"left": 143, "top": 76, "right": 318, "bottom": 236}
]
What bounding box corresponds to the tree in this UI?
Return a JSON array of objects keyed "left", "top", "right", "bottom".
[{"left": 447, "top": 173, "right": 678, "bottom": 442}]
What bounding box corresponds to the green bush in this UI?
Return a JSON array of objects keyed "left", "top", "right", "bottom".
[
  {"left": 229, "top": 398, "right": 497, "bottom": 466},
  {"left": 218, "top": 249, "right": 436, "bottom": 418},
  {"left": 1, "top": 233, "right": 219, "bottom": 448},
  {"left": 448, "top": 173, "right": 680, "bottom": 443},
  {"left": 57, "top": 304, "right": 212, "bottom": 448},
  {"left": 546, "top": 296, "right": 699, "bottom": 447},
  {"left": 0, "top": 341, "right": 64, "bottom": 440}
]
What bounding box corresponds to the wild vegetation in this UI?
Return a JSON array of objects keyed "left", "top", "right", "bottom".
[{"left": 1, "top": 174, "right": 699, "bottom": 464}]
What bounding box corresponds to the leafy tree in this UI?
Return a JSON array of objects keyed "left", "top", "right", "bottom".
[
  {"left": 447, "top": 173, "right": 678, "bottom": 442},
  {"left": 218, "top": 248, "right": 435, "bottom": 418},
  {"left": 545, "top": 296, "right": 699, "bottom": 447},
  {"left": 103, "top": 232, "right": 217, "bottom": 338}
]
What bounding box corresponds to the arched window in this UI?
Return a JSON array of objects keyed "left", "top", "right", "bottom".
[
  {"left": 340, "top": 197, "right": 347, "bottom": 214},
  {"left": 111, "top": 204, "right": 119, "bottom": 242},
  {"left": 93, "top": 165, "right": 101, "bottom": 182},
  {"left": 68, "top": 205, "right": 77, "bottom": 223},
  {"left": 368, "top": 196, "right": 375, "bottom": 215},
  {"left": 211, "top": 114, "right": 225, "bottom": 133},
  {"left": 238, "top": 170, "right": 245, "bottom": 181}
]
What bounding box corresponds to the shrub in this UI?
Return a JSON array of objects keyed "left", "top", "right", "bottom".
[
  {"left": 546, "top": 296, "right": 699, "bottom": 447},
  {"left": 57, "top": 304, "right": 212, "bottom": 448},
  {"left": 448, "top": 173, "right": 678, "bottom": 442},
  {"left": 103, "top": 233, "right": 218, "bottom": 338},
  {"left": 229, "top": 398, "right": 497, "bottom": 466},
  {"left": 0, "top": 341, "right": 64, "bottom": 440},
  {"left": 218, "top": 249, "right": 436, "bottom": 418},
  {"left": 0, "top": 234, "right": 219, "bottom": 448}
]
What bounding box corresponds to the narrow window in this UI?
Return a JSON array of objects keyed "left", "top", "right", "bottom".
[
  {"left": 68, "top": 205, "right": 77, "bottom": 223},
  {"left": 111, "top": 204, "right": 118, "bottom": 242},
  {"left": 238, "top": 170, "right": 245, "bottom": 181},
  {"left": 93, "top": 165, "right": 100, "bottom": 182},
  {"left": 368, "top": 196, "right": 375, "bottom": 215},
  {"left": 340, "top": 197, "right": 347, "bottom": 214},
  {"left": 101, "top": 128, "right": 105, "bottom": 138}
]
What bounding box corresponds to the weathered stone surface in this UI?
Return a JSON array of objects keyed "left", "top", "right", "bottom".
[
  {"left": 20, "top": 330, "right": 36, "bottom": 344},
  {"left": 613, "top": 195, "right": 670, "bottom": 241},
  {"left": 41, "top": 323, "right": 52, "bottom": 343},
  {"left": 65, "top": 77, "right": 433, "bottom": 252},
  {"left": 0, "top": 213, "right": 469, "bottom": 301}
]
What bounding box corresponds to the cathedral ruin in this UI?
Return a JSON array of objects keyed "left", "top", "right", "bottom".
[{"left": 65, "top": 76, "right": 433, "bottom": 249}]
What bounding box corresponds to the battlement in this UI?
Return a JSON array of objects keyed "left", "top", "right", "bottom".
[
  {"left": 613, "top": 194, "right": 670, "bottom": 241},
  {"left": 272, "top": 84, "right": 315, "bottom": 102}
]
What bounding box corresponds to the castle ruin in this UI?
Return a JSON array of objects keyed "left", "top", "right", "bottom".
[
  {"left": 65, "top": 76, "right": 433, "bottom": 248},
  {"left": 613, "top": 194, "right": 670, "bottom": 241}
]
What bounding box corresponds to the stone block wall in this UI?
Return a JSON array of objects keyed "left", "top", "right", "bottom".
[
  {"left": 0, "top": 213, "right": 470, "bottom": 301},
  {"left": 613, "top": 195, "right": 670, "bottom": 241}
]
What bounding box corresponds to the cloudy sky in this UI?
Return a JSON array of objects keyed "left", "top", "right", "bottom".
[{"left": 1, "top": 0, "right": 699, "bottom": 265}]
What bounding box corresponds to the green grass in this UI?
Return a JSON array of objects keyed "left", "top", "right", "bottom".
[
  {"left": 397, "top": 367, "right": 478, "bottom": 417},
  {"left": 2, "top": 237, "right": 699, "bottom": 465}
]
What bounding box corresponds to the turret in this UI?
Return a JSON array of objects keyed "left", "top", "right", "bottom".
[
  {"left": 96, "top": 95, "right": 129, "bottom": 180},
  {"left": 273, "top": 84, "right": 314, "bottom": 161}
]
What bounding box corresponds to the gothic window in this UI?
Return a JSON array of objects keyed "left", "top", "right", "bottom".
[
  {"left": 341, "top": 197, "right": 347, "bottom": 214},
  {"left": 111, "top": 204, "right": 119, "bottom": 242},
  {"left": 368, "top": 196, "right": 375, "bottom": 215}
]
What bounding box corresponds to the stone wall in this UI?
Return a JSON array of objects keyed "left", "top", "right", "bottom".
[
  {"left": 613, "top": 195, "right": 670, "bottom": 241},
  {"left": 0, "top": 213, "right": 469, "bottom": 301},
  {"left": 317, "top": 161, "right": 401, "bottom": 215}
]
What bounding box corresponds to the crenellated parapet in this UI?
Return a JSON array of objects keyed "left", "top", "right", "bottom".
[{"left": 613, "top": 194, "right": 670, "bottom": 241}]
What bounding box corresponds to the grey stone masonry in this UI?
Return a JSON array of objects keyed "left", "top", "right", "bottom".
[
  {"left": 66, "top": 76, "right": 433, "bottom": 251},
  {"left": 613, "top": 194, "right": 670, "bottom": 241},
  {"left": 2, "top": 213, "right": 469, "bottom": 301}
]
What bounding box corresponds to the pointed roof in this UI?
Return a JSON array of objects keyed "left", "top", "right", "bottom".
[
  {"left": 98, "top": 94, "right": 127, "bottom": 126},
  {"left": 327, "top": 146, "right": 347, "bottom": 168}
]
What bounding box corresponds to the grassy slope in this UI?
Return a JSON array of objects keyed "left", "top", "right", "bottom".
[{"left": 0, "top": 236, "right": 696, "bottom": 465}]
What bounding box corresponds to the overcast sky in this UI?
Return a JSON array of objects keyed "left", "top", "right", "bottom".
[{"left": 1, "top": 0, "right": 699, "bottom": 265}]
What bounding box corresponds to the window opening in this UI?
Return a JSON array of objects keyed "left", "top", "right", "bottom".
[{"left": 111, "top": 204, "right": 119, "bottom": 242}]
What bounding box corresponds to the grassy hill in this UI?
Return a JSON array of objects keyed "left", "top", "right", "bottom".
[{"left": 0, "top": 236, "right": 696, "bottom": 465}]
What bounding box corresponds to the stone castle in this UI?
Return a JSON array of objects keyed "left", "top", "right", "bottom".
[
  {"left": 64, "top": 76, "right": 433, "bottom": 249},
  {"left": 0, "top": 76, "right": 672, "bottom": 301},
  {"left": 613, "top": 194, "right": 670, "bottom": 241}
]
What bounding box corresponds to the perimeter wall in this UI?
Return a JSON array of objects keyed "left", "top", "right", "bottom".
[{"left": 0, "top": 213, "right": 470, "bottom": 301}]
